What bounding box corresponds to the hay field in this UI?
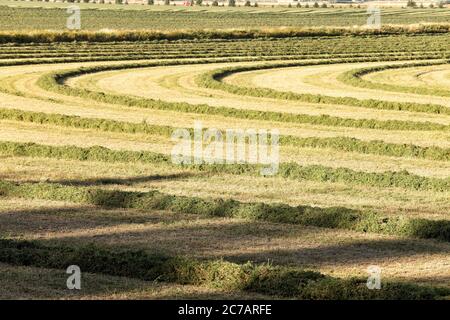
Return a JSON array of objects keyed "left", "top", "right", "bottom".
[{"left": 0, "top": 19, "right": 449, "bottom": 299}]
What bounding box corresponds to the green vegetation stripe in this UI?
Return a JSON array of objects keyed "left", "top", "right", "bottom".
[
  {"left": 0, "top": 239, "right": 447, "bottom": 299},
  {"left": 0, "top": 141, "right": 449, "bottom": 191},
  {"left": 0, "top": 180, "right": 449, "bottom": 242},
  {"left": 1, "top": 107, "right": 450, "bottom": 161}
]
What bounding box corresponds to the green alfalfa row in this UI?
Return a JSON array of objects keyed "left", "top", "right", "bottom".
[
  {"left": 198, "top": 61, "right": 450, "bottom": 116},
  {"left": 337, "top": 61, "right": 450, "bottom": 98},
  {"left": 0, "top": 141, "right": 449, "bottom": 191},
  {"left": 2, "top": 39, "right": 444, "bottom": 60},
  {"left": 0, "top": 53, "right": 260, "bottom": 68},
  {"left": 2, "top": 43, "right": 430, "bottom": 68},
  {"left": 282, "top": 135, "right": 450, "bottom": 161},
  {"left": 0, "top": 47, "right": 441, "bottom": 61},
  {"left": 1, "top": 108, "right": 449, "bottom": 161},
  {"left": 0, "top": 238, "right": 447, "bottom": 299},
  {"left": 39, "top": 57, "right": 450, "bottom": 132},
  {"left": 0, "top": 179, "right": 449, "bottom": 242},
  {"left": 1, "top": 50, "right": 298, "bottom": 69},
  {"left": 0, "top": 108, "right": 175, "bottom": 137},
  {"left": 3, "top": 33, "right": 446, "bottom": 53}
]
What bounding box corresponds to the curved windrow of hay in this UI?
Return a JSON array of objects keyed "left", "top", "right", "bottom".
[
  {"left": 347, "top": 63, "right": 450, "bottom": 96},
  {"left": 0, "top": 31, "right": 449, "bottom": 299}
]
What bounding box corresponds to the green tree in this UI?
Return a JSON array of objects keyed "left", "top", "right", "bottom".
[{"left": 228, "top": 0, "right": 235, "bottom": 6}]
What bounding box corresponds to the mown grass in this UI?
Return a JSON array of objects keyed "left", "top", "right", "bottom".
[
  {"left": 0, "top": 179, "right": 449, "bottom": 242},
  {"left": 198, "top": 61, "right": 450, "bottom": 117},
  {"left": 37, "top": 58, "right": 450, "bottom": 132},
  {"left": 0, "top": 238, "right": 448, "bottom": 300},
  {"left": 0, "top": 262, "right": 261, "bottom": 300},
  {"left": 2, "top": 34, "right": 448, "bottom": 59},
  {"left": 0, "top": 23, "right": 449, "bottom": 300},
  {"left": 0, "top": 49, "right": 441, "bottom": 62},
  {"left": 338, "top": 61, "right": 450, "bottom": 97},
  {"left": 2, "top": 108, "right": 449, "bottom": 161},
  {"left": 1, "top": 141, "right": 449, "bottom": 191}
]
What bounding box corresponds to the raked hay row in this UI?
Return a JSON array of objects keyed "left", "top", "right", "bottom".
[{"left": 0, "top": 24, "right": 449, "bottom": 299}]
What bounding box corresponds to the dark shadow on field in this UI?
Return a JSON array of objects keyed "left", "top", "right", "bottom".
[
  {"left": 11, "top": 184, "right": 449, "bottom": 246},
  {"left": 0, "top": 260, "right": 270, "bottom": 300},
  {"left": 20, "top": 172, "right": 195, "bottom": 187},
  {"left": 1, "top": 232, "right": 449, "bottom": 299},
  {"left": 0, "top": 262, "right": 123, "bottom": 300},
  {"left": 16, "top": 218, "right": 450, "bottom": 269},
  {"left": 406, "top": 274, "right": 450, "bottom": 287},
  {"left": 1, "top": 175, "right": 449, "bottom": 272},
  {"left": 0, "top": 206, "right": 135, "bottom": 234},
  {"left": 221, "top": 238, "right": 450, "bottom": 268},
  {"left": 0, "top": 261, "right": 221, "bottom": 300},
  {"left": 0, "top": 205, "right": 208, "bottom": 236}
]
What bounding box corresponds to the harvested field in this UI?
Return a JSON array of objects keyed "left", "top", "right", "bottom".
[{"left": 0, "top": 5, "right": 449, "bottom": 299}]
